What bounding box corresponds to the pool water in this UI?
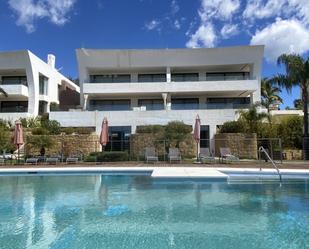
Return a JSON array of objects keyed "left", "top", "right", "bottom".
[{"left": 1, "top": 175, "right": 309, "bottom": 249}]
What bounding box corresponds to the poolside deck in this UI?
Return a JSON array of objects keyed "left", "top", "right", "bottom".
[{"left": 0, "top": 161, "right": 307, "bottom": 169}]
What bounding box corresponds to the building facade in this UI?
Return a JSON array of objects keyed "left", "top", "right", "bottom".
[
  {"left": 0, "top": 50, "right": 80, "bottom": 121},
  {"left": 50, "top": 46, "right": 264, "bottom": 149}
]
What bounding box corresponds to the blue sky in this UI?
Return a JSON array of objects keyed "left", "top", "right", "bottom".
[{"left": 1, "top": 0, "right": 308, "bottom": 108}]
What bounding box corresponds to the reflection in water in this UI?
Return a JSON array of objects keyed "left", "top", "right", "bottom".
[{"left": 0, "top": 176, "right": 309, "bottom": 249}]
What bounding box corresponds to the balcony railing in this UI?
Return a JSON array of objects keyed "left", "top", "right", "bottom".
[{"left": 87, "top": 103, "right": 250, "bottom": 111}]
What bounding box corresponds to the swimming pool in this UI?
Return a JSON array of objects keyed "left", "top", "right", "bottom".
[{"left": 0, "top": 175, "right": 309, "bottom": 249}]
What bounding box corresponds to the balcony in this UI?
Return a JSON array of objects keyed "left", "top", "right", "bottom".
[
  {"left": 83, "top": 79, "right": 258, "bottom": 96},
  {"left": 0, "top": 84, "right": 29, "bottom": 97}
]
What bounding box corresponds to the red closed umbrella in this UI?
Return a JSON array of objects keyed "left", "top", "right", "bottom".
[
  {"left": 100, "top": 117, "right": 109, "bottom": 147},
  {"left": 14, "top": 120, "right": 24, "bottom": 164},
  {"left": 193, "top": 115, "right": 201, "bottom": 162}
]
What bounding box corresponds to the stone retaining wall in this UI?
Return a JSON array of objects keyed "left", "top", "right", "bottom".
[
  {"left": 214, "top": 133, "right": 258, "bottom": 159},
  {"left": 25, "top": 134, "right": 100, "bottom": 156}
]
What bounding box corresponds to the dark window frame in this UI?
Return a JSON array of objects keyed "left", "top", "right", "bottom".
[
  {"left": 171, "top": 73, "right": 199, "bottom": 82},
  {"left": 0, "top": 101, "right": 28, "bottom": 113},
  {"left": 90, "top": 74, "right": 131, "bottom": 83},
  {"left": 138, "top": 99, "right": 164, "bottom": 110},
  {"left": 206, "top": 72, "right": 250, "bottom": 81},
  {"left": 1, "top": 76, "right": 28, "bottom": 86},
  {"left": 89, "top": 99, "right": 131, "bottom": 111},
  {"left": 171, "top": 98, "right": 199, "bottom": 110}
]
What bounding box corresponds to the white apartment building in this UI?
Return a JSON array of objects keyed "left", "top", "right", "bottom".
[
  {"left": 0, "top": 50, "right": 80, "bottom": 121},
  {"left": 51, "top": 46, "right": 264, "bottom": 150}
]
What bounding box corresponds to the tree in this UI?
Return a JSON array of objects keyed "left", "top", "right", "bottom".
[
  {"left": 261, "top": 77, "right": 282, "bottom": 112},
  {"left": 238, "top": 104, "right": 269, "bottom": 133},
  {"left": 294, "top": 99, "right": 303, "bottom": 110},
  {"left": 276, "top": 54, "right": 309, "bottom": 159}
]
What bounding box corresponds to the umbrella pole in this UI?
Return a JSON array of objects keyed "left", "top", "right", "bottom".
[
  {"left": 196, "top": 142, "right": 199, "bottom": 162},
  {"left": 17, "top": 145, "right": 19, "bottom": 165}
]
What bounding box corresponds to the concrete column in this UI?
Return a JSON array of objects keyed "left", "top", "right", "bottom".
[
  {"left": 46, "top": 102, "right": 50, "bottom": 113},
  {"left": 199, "top": 72, "right": 206, "bottom": 81},
  {"left": 83, "top": 94, "right": 88, "bottom": 110},
  {"left": 131, "top": 97, "right": 138, "bottom": 108},
  {"left": 166, "top": 67, "right": 171, "bottom": 83},
  {"left": 166, "top": 93, "right": 171, "bottom": 110},
  {"left": 162, "top": 93, "right": 168, "bottom": 110},
  {"left": 131, "top": 73, "right": 138, "bottom": 83}
]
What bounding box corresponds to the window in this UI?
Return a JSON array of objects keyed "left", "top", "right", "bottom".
[
  {"left": 104, "top": 126, "right": 131, "bottom": 152},
  {"left": 138, "top": 74, "right": 166, "bottom": 82},
  {"left": 89, "top": 100, "right": 131, "bottom": 111},
  {"left": 90, "top": 74, "right": 131, "bottom": 83},
  {"left": 206, "top": 72, "right": 250, "bottom": 81},
  {"left": 200, "top": 125, "right": 210, "bottom": 148},
  {"left": 39, "top": 75, "right": 48, "bottom": 95},
  {"left": 171, "top": 73, "right": 199, "bottom": 82},
  {"left": 138, "top": 99, "right": 164, "bottom": 110},
  {"left": 1, "top": 76, "right": 27, "bottom": 86},
  {"left": 207, "top": 97, "right": 250, "bottom": 109},
  {"left": 0, "top": 101, "right": 28, "bottom": 112},
  {"left": 171, "top": 98, "right": 199, "bottom": 110}
]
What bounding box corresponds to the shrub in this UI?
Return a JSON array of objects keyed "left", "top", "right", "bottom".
[
  {"left": 61, "top": 127, "right": 75, "bottom": 135},
  {"left": 31, "top": 127, "right": 49, "bottom": 135},
  {"left": 20, "top": 117, "right": 41, "bottom": 129},
  {"left": 41, "top": 120, "right": 61, "bottom": 135},
  {"left": 219, "top": 121, "right": 247, "bottom": 133},
  {"left": 50, "top": 102, "right": 60, "bottom": 111},
  {"left": 136, "top": 125, "right": 165, "bottom": 134},
  {"left": 0, "top": 126, "right": 14, "bottom": 152},
  {"left": 74, "top": 127, "right": 94, "bottom": 134},
  {"left": 88, "top": 151, "right": 129, "bottom": 162},
  {"left": 277, "top": 116, "right": 303, "bottom": 149}
]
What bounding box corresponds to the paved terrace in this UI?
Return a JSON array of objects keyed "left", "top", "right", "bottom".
[{"left": 0, "top": 161, "right": 308, "bottom": 169}]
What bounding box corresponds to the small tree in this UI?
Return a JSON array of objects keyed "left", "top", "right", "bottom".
[
  {"left": 165, "top": 121, "right": 192, "bottom": 148},
  {"left": 261, "top": 77, "right": 282, "bottom": 112},
  {"left": 26, "top": 135, "right": 55, "bottom": 156}
]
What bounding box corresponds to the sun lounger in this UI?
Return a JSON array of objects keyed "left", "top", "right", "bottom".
[
  {"left": 219, "top": 147, "right": 239, "bottom": 163},
  {"left": 168, "top": 148, "right": 181, "bottom": 163},
  {"left": 46, "top": 157, "right": 60, "bottom": 165},
  {"left": 200, "top": 148, "right": 215, "bottom": 164},
  {"left": 145, "top": 147, "right": 158, "bottom": 163},
  {"left": 66, "top": 156, "right": 79, "bottom": 164},
  {"left": 25, "top": 158, "right": 39, "bottom": 165}
]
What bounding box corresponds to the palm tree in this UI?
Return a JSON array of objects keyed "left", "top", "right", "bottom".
[
  {"left": 294, "top": 99, "right": 303, "bottom": 110},
  {"left": 261, "top": 77, "right": 282, "bottom": 112},
  {"left": 276, "top": 54, "right": 309, "bottom": 160},
  {"left": 238, "top": 103, "right": 269, "bottom": 133}
]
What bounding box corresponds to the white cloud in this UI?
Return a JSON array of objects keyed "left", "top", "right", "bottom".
[
  {"left": 186, "top": 23, "right": 216, "bottom": 48},
  {"left": 250, "top": 19, "right": 309, "bottom": 61},
  {"left": 243, "top": 0, "right": 286, "bottom": 20},
  {"left": 200, "top": 0, "right": 240, "bottom": 21},
  {"left": 171, "top": 0, "right": 179, "bottom": 15},
  {"left": 145, "top": 19, "right": 161, "bottom": 31},
  {"left": 174, "top": 20, "right": 181, "bottom": 30},
  {"left": 220, "top": 23, "right": 238, "bottom": 38},
  {"left": 8, "top": 0, "right": 76, "bottom": 33}
]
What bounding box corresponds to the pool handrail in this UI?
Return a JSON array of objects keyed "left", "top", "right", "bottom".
[{"left": 259, "top": 146, "right": 282, "bottom": 182}]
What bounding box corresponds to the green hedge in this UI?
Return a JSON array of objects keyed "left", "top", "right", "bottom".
[{"left": 88, "top": 151, "right": 129, "bottom": 162}]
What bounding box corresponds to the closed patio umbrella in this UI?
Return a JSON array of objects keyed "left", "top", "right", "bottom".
[
  {"left": 193, "top": 115, "right": 201, "bottom": 162},
  {"left": 14, "top": 120, "right": 24, "bottom": 164},
  {"left": 100, "top": 117, "right": 109, "bottom": 148}
]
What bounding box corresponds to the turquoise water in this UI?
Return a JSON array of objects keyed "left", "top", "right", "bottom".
[{"left": 1, "top": 175, "right": 309, "bottom": 249}]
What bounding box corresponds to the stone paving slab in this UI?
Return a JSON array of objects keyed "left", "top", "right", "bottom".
[{"left": 151, "top": 167, "right": 228, "bottom": 179}]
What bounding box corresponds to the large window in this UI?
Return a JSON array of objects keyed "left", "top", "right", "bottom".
[
  {"left": 138, "top": 74, "right": 166, "bottom": 82},
  {"left": 39, "top": 75, "right": 48, "bottom": 95},
  {"left": 200, "top": 125, "right": 210, "bottom": 148},
  {"left": 90, "top": 74, "right": 131, "bottom": 83},
  {"left": 171, "top": 98, "right": 199, "bottom": 110},
  {"left": 0, "top": 101, "right": 28, "bottom": 112},
  {"left": 171, "top": 73, "right": 199, "bottom": 82},
  {"left": 89, "top": 99, "right": 131, "bottom": 111},
  {"left": 206, "top": 72, "right": 250, "bottom": 81},
  {"left": 1, "top": 76, "right": 27, "bottom": 86},
  {"left": 138, "top": 99, "right": 164, "bottom": 110},
  {"left": 207, "top": 97, "right": 250, "bottom": 109},
  {"left": 105, "top": 126, "right": 131, "bottom": 152}
]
